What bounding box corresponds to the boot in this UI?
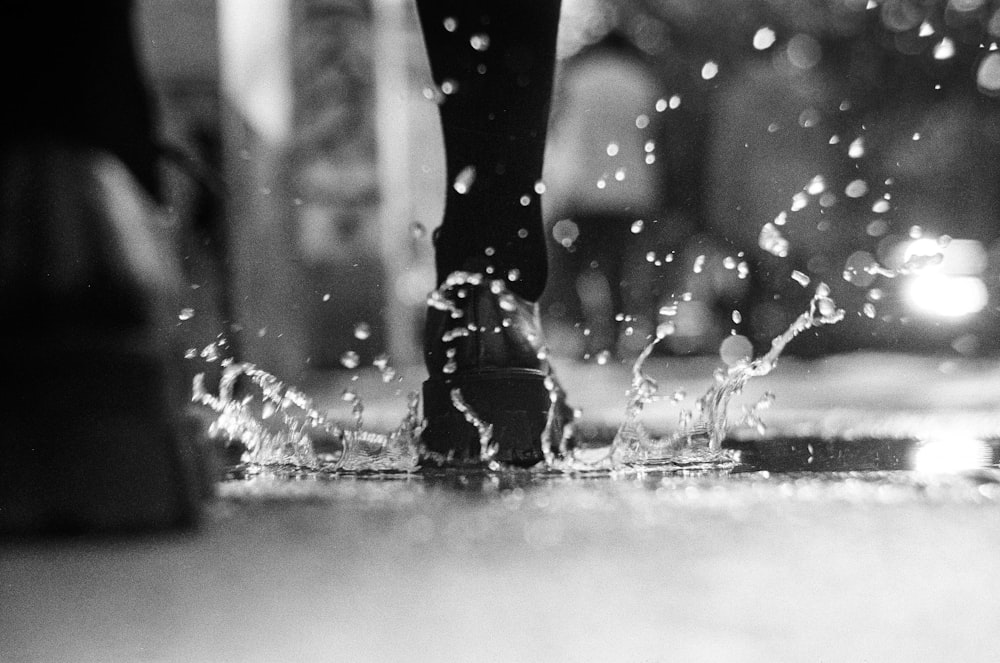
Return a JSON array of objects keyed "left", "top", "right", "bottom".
[{"left": 421, "top": 272, "right": 574, "bottom": 467}]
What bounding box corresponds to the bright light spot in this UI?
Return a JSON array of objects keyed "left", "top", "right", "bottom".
[
  {"left": 904, "top": 237, "right": 939, "bottom": 262},
  {"left": 907, "top": 274, "right": 988, "bottom": 317},
  {"left": 655, "top": 98, "right": 668, "bottom": 112},
  {"left": 534, "top": 180, "right": 546, "bottom": 194},
  {"left": 701, "top": 61, "right": 719, "bottom": 80},
  {"left": 669, "top": 94, "right": 681, "bottom": 109},
  {"left": 913, "top": 437, "right": 990, "bottom": 473},
  {"left": 606, "top": 142, "right": 619, "bottom": 156},
  {"left": 919, "top": 21, "right": 935, "bottom": 37},
  {"left": 644, "top": 140, "right": 656, "bottom": 152},
  {"left": 753, "top": 27, "right": 777, "bottom": 50},
  {"left": 630, "top": 219, "right": 644, "bottom": 234}
]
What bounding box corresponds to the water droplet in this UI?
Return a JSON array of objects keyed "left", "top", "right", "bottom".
[
  {"left": 774, "top": 211, "right": 788, "bottom": 226},
  {"left": 410, "top": 221, "right": 427, "bottom": 238},
  {"left": 353, "top": 322, "right": 371, "bottom": 340},
  {"left": 791, "top": 270, "right": 811, "bottom": 287},
  {"left": 645, "top": 154, "right": 656, "bottom": 165},
  {"left": 507, "top": 268, "right": 521, "bottom": 282},
  {"left": 517, "top": 228, "right": 529, "bottom": 239},
  {"left": 701, "top": 61, "right": 719, "bottom": 80},
  {"left": 919, "top": 20, "right": 935, "bottom": 37},
  {"left": 635, "top": 114, "right": 650, "bottom": 129},
  {"left": 829, "top": 134, "right": 841, "bottom": 145},
  {"left": 630, "top": 219, "right": 644, "bottom": 234},
  {"left": 669, "top": 95, "right": 681, "bottom": 109},
  {"left": 845, "top": 179, "right": 868, "bottom": 198},
  {"left": 534, "top": 180, "right": 546, "bottom": 194},
  {"left": 184, "top": 348, "right": 198, "bottom": 359},
  {"left": 655, "top": 98, "right": 668, "bottom": 112},
  {"left": 340, "top": 351, "right": 361, "bottom": 369},
  {"left": 909, "top": 225, "right": 923, "bottom": 239},
  {"left": 178, "top": 307, "right": 195, "bottom": 321},
  {"left": 759, "top": 222, "right": 790, "bottom": 257},
  {"left": 934, "top": 37, "right": 955, "bottom": 60},
  {"left": 681, "top": 292, "right": 693, "bottom": 302},
  {"left": 719, "top": 335, "right": 753, "bottom": 366},
  {"left": 519, "top": 194, "right": 531, "bottom": 206},
  {"left": 453, "top": 165, "right": 476, "bottom": 194},
  {"left": 322, "top": 293, "right": 331, "bottom": 302},
  {"left": 596, "top": 178, "right": 607, "bottom": 189},
  {"left": 595, "top": 350, "right": 611, "bottom": 365},
  {"left": 670, "top": 389, "right": 686, "bottom": 403},
  {"left": 606, "top": 142, "right": 619, "bottom": 156},
  {"left": 443, "top": 16, "right": 457, "bottom": 32},
  {"left": 863, "top": 302, "right": 877, "bottom": 318},
  {"left": 693, "top": 254, "right": 706, "bottom": 274},
  {"left": 871, "top": 199, "right": 890, "bottom": 213},
  {"left": 806, "top": 175, "right": 826, "bottom": 195},
  {"left": 753, "top": 26, "right": 776, "bottom": 50},
  {"left": 737, "top": 261, "right": 750, "bottom": 279},
  {"left": 848, "top": 137, "right": 865, "bottom": 158},
  {"left": 441, "top": 79, "right": 459, "bottom": 95},
  {"left": 470, "top": 33, "right": 490, "bottom": 51},
  {"left": 732, "top": 310, "right": 743, "bottom": 324},
  {"left": 723, "top": 256, "right": 737, "bottom": 269},
  {"left": 484, "top": 246, "right": 496, "bottom": 256},
  {"left": 341, "top": 387, "right": 358, "bottom": 402},
  {"left": 657, "top": 321, "right": 676, "bottom": 337},
  {"left": 646, "top": 251, "right": 656, "bottom": 263},
  {"left": 791, "top": 191, "right": 809, "bottom": 211}
]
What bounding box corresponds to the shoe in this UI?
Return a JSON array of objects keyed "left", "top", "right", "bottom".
[
  {"left": 421, "top": 272, "right": 574, "bottom": 467},
  {"left": 0, "top": 144, "right": 211, "bottom": 534}
]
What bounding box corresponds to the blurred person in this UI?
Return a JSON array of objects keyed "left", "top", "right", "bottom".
[
  {"left": 0, "top": 1, "right": 210, "bottom": 533},
  {"left": 0, "top": 0, "right": 569, "bottom": 532},
  {"left": 542, "top": 32, "right": 665, "bottom": 360}
]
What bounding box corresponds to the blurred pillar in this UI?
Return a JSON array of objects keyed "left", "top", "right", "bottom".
[
  {"left": 218, "top": 0, "right": 307, "bottom": 378},
  {"left": 374, "top": 0, "right": 421, "bottom": 366}
]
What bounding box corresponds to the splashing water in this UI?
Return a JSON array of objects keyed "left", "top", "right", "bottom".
[
  {"left": 192, "top": 273, "right": 845, "bottom": 477},
  {"left": 192, "top": 357, "right": 420, "bottom": 473}
]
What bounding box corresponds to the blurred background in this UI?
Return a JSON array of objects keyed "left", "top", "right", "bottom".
[{"left": 140, "top": 0, "right": 1000, "bottom": 382}]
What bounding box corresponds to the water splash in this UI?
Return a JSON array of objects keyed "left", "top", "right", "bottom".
[{"left": 192, "top": 354, "right": 419, "bottom": 473}]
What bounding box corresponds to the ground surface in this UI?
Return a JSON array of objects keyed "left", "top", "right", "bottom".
[{"left": 4, "top": 353, "right": 1000, "bottom": 662}]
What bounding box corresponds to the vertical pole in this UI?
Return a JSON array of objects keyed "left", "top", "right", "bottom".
[
  {"left": 373, "top": 0, "right": 421, "bottom": 367},
  {"left": 217, "top": 0, "right": 306, "bottom": 378}
]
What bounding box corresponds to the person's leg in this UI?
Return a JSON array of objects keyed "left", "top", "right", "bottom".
[
  {"left": 415, "top": 0, "right": 560, "bottom": 302},
  {"left": 0, "top": 2, "right": 208, "bottom": 533},
  {"left": 416, "top": 0, "right": 572, "bottom": 466}
]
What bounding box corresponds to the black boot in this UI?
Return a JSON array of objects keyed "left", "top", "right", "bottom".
[{"left": 421, "top": 272, "right": 574, "bottom": 467}]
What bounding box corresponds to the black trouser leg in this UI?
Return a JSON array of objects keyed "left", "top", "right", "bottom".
[{"left": 415, "top": 0, "right": 561, "bottom": 302}]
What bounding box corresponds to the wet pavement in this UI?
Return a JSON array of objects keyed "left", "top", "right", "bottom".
[{"left": 4, "top": 352, "right": 1000, "bottom": 662}]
